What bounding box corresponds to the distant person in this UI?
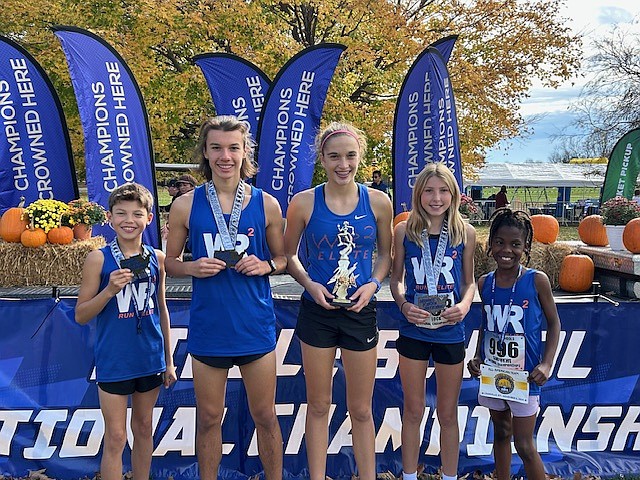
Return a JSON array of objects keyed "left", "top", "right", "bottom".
[
  {"left": 160, "top": 178, "right": 179, "bottom": 213},
  {"left": 176, "top": 174, "right": 197, "bottom": 196},
  {"left": 495, "top": 185, "right": 509, "bottom": 209},
  {"left": 634, "top": 188, "right": 640, "bottom": 206},
  {"left": 370, "top": 169, "right": 389, "bottom": 195}
]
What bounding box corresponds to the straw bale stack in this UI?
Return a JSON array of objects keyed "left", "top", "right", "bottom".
[
  {"left": 0, "top": 237, "right": 105, "bottom": 287},
  {"left": 474, "top": 235, "right": 575, "bottom": 289}
]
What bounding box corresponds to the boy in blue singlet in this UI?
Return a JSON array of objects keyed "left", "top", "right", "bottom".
[
  {"left": 467, "top": 208, "right": 561, "bottom": 480},
  {"left": 165, "top": 116, "right": 285, "bottom": 480},
  {"left": 76, "top": 183, "right": 176, "bottom": 480}
]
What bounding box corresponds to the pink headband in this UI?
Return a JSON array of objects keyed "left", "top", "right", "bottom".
[{"left": 320, "top": 129, "right": 360, "bottom": 153}]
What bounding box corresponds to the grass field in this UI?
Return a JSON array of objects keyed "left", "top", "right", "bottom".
[
  {"left": 474, "top": 224, "right": 580, "bottom": 241},
  {"left": 479, "top": 186, "right": 601, "bottom": 204}
]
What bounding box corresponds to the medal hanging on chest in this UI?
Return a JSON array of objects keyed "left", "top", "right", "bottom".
[
  {"left": 110, "top": 238, "right": 152, "bottom": 333},
  {"left": 420, "top": 219, "right": 449, "bottom": 296},
  {"left": 207, "top": 180, "right": 245, "bottom": 267},
  {"left": 413, "top": 220, "right": 451, "bottom": 328}
]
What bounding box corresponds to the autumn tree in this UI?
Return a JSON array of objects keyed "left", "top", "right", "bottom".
[
  {"left": 1, "top": 0, "right": 581, "bottom": 183},
  {"left": 562, "top": 24, "right": 640, "bottom": 159}
]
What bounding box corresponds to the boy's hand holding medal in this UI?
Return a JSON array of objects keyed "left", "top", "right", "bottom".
[{"left": 120, "top": 251, "right": 151, "bottom": 279}]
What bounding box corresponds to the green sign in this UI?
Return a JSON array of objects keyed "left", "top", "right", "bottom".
[{"left": 601, "top": 128, "right": 640, "bottom": 203}]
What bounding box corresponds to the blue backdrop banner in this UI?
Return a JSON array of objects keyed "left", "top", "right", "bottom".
[
  {"left": 53, "top": 26, "right": 160, "bottom": 247},
  {"left": 1, "top": 298, "right": 639, "bottom": 479},
  {"left": 0, "top": 35, "right": 78, "bottom": 215},
  {"left": 255, "top": 44, "right": 345, "bottom": 216},
  {"left": 393, "top": 46, "right": 463, "bottom": 214},
  {"left": 194, "top": 53, "right": 270, "bottom": 139}
]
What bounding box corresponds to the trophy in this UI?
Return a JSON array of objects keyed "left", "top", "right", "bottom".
[{"left": 328, "top": 221, "right": 358, "bottom": 307}]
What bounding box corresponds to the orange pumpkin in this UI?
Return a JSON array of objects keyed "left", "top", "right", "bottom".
[
  {"left": 0, "top": 205, "right": 28, "bottom": 243},
  {"left": 47, "top": 225, "right": 74, "bottom": 245},
  {"left": 530, "top": 214, "right": 559, "bottom": 244},
  {"left": 21, "top": 227, "right": 47, "bottom": 248},
  {"left": 578, "top": 215, "right": 608, "bottom": 246},
  {"left": 623, "top": 218, "right": 640, "bottom": 253},
  {"left": 559, "top": 254, "right": 594, "bottom": 293},
  {"left": 393, "top": 211, "right": 410, "bottom": 227}
]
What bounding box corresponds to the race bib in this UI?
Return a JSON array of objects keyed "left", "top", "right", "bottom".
[
  {"left": 484, "top": 331, "right": 526, "bottom": 370},
  {"left": 480, "top": 364, "right": 529, "bottom": 404}
]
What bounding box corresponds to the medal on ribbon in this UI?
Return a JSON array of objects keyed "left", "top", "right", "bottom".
[
  {"left": 206, "top": 180, "right": 246, "bottom": 267},
  {"left": 414, "top": 220, "right": 451, "bottom": 328}
]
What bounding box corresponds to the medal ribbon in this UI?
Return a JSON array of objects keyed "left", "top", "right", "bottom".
[
  {"left": 491, "top": 264, "right": 522, "bottom": 345},
  {"left": 206, "top": 180, "right": 245, "bottom": 251},
  {"left": 420, "top": 219, "right": 448, "bottom": 296},
  {"left": 110, "top": 238, "right": 152, "bottom": 334}
]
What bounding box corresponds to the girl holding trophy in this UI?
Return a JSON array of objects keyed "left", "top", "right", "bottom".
[
  {"left": 284, "top": 122, "right": 393, "bottom": 480},
  {"left": 389, "top": 163, "right": 476, "bottom": 480}
]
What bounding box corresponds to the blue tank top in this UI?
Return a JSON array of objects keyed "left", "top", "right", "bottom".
[
  {"left": 401, "top": 233, "right": 465, "bottom": 343},
  {"left": 188, "top": 184, "right": 276, "bottom": 356},
  {"left": 95, "top": 246, "right": 166, "bottom": 383},
  {"left": 303, "top": 183, "right": 377, "bottom": 302},
  {"left": 480, "top": 269, "right": 545, "bottom": 395}
]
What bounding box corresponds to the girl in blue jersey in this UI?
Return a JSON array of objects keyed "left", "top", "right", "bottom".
[
  {"left": 389, "top": 163, "right": 476, "bottom": 480},
  {"left": 285, "top": 122, "right": 393, "bottom": 480},
  {"left": 467, "top": 208, "right": 560, "bottom": 480},
  {"left": 76, "top": 183, "right": 176, "bottom": 480}
]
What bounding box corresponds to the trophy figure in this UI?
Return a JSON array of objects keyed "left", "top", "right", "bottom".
[{"left": 328, "top": 221, "right": 358, "bottom": 307}]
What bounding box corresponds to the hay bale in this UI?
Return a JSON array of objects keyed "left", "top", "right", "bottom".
[
  {"left": 0, "top": 237, "right": 105, "bottom": 287},
  {"left": 474, "top": 235, "right": 575, "bottom": 289},
  {"left": 474, "top": 234, "right": 495, "bottom": 280},
  {"left": 529, "top": 241, "right": 575, "bottom": 289}
]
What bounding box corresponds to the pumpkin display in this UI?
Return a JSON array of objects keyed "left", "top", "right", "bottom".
[
  {"left": 578, "top": 215, "right": 608, "bottom": 246},
  {"left": 392, "top": 202, "right": 410, "bottom": 227},
  {"left": 623, "top": 218, "right": 640, "bottom": 253},
  {"left": 0, "top": 202, "right": 28, "bottom": 243},
  {"left": 21, "top": 227, "right": 47, "bottom": 248},
  {"left": 47, "top": 225, "right": 74, "bottom": 245},
  {"left": 530, "top": 214, "right": 559, "bottom": 244},
  {"left": 559, "top": 254, "right": 594, "bottom": 293},
  {"left": 393, "top": 210, "right": 410, "bottom": 227}
]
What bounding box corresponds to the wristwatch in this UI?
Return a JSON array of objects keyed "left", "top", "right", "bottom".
[
  {"left": 268, "top": 259, "right": 277, "bottom": 275},
  {"left": 369, "top": 277, "right": 382, "bottom": 293}
]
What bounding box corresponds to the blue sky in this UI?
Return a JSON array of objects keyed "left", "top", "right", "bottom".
[{"left": 485, "top": 0, "right": 639, "bottom": 163}]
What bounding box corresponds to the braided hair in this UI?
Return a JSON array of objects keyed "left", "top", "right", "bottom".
[{"left": 487, "top": 208, "right": 533, "bottom": 265}]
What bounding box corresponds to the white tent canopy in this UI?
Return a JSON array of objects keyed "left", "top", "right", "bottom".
[{"left": 464, "top": 163, "right": 606, "bottom": 188}]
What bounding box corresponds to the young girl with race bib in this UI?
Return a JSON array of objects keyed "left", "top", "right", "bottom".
[
  {"left": 467, "top": 208, "right": 560, "bottom": 480},
  {"left": 389, "top": 163, "right": 476, "bottom": 480}
]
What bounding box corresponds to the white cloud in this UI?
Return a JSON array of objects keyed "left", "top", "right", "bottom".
[{"left": 485, "top": 0, "right": 640, "bottom": 163}]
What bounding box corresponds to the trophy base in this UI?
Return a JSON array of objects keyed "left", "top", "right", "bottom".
[{"left": 330, "top": 297, "right": 354, "bottom": 308}]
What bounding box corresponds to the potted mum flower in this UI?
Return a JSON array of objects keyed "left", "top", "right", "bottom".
[
  {"left": 459, "top": 193, "right": 480, "bottom": 220},
  {"left": 600, "top": 196, "right": 640, "bottom": 251},
  {"left": 64, "top": 199, "right": 107, "bottom": 240},
  {"left": 22, "top": 199, "right": 70, "bottom": 234}
]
